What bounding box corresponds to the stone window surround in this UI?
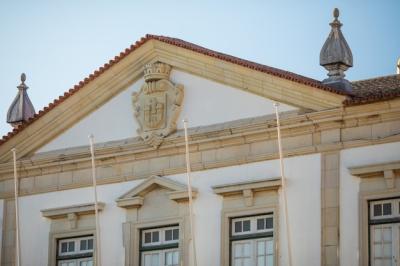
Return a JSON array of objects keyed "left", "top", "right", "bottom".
[
  {"left": 349, "top": 161, "right": 400, "bottom": 266},
  {"left": 41, "top": 202, "right": 104, "bottom": 266},
  {"left": 213, "top": 178, "right": 281, "bottom": 266},
  {"left": 116, "top": 175, "right": 196, "bottom": 266}
]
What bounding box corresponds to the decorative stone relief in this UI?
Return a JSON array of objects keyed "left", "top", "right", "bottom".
[{"left": 132, "top": 62, "right": 184, "bottom": 148}]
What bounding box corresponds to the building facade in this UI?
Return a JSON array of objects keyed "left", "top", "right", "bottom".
[{"left": 0, "top": 10, "right": 399, "bottom": 266}]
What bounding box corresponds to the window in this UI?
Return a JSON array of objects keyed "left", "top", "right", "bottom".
[
  {"left": 140, "top": 226, "right": 180, "bottom": 266},
  {"left": 231, "top": 214, "right": 274, "bottom": 266},
  {"left": 57, "top": 236, "right": 94, "bottom": 266},
  {"left": 369, "top": 198, "right": 400, "bottom": 266}
]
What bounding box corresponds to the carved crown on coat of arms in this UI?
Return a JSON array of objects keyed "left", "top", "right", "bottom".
[{"left": 132, "top": 62, "right": 184, "bottom": 148}]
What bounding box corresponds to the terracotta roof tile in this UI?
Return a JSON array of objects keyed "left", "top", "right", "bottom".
[
  {"left": 345, "top": 75, "right": 400, "bottom": 105},
  {"left": 0, "top": 34, "right": 398, "bottom": 147}
]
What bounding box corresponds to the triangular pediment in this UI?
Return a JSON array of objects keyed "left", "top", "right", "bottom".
[
  {"left": 116, "top": 175, "right": 197, "bottom": 209},
  {"left": 0, "top": 35, "right": 346, "bottom": 162}
]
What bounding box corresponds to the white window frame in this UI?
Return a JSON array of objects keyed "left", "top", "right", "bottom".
[
  {"left": 231, "top": 237, "right": 274, "bottom": 266},
  {"left": 370, "top": 199, "right": 400, "bottom": 220},
  {"left": 57, "top": 257, "right": 93, "bottom": 266},
  {"left": 142, "top": 226, "right": 179, "bottom": 247},
  {"left": 141, "top": 248, "right": 180, "bottom": 266},
  {"left": 58, "top": 236, "right": 94, "bottom": 256},
  {"left": 231, "top": 214, "right": 273, "bottom": 236}
]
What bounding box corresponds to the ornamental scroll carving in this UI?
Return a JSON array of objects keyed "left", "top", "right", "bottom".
[{"left": 132, "top": 62, "right": 184, "bottom": 148}]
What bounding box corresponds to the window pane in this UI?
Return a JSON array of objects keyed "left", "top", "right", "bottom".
[
  {"left": 243, "top": 243, "right": 251, "bottom": 256},
  {"left": 374, "top": 243, "right": 382, "bottom": 257},
  {"left": 88, "top": 239, "right": 93, "bottom": 250},
  {"left": 257, "top": 241, "right": 266, "bottom": 255},
  {"left": 266, "top": 240, "right": 274, "bottom": 255},
  {"left": 173, "top": 229, "right": 179, "bottom": 240},
  {"left": 257, "top": 257, "right": 265, "bottom": 266},
  {"left": 68, "top": 241, "right": 75, "bottom": 252},
  {"left": 234, "top": 243, "right": 242, "bottom": 257},
  {"left": 80, "top": 240, "right": 87, "bottom": 251},
  {"left": 144, "top": 232, "right": 152, "bottom": 244},
  {"left": 235, "top": 221, "right": 242, "bottom": 233},
  {"left": 243, "top": 258, "right": 252, "bottom": 266},
  {"left": 383, "top": 228, "right": 392, "bottom": 241},
  {"left": 243, "top": 220, "right": 251, "bottom": 232},
  {"left": 257, "top": 219, "right": 265, "bottom": 230},
  {"left": 165, "top": 252, "right": 173, "bottom": 265},
  {"left": 266, "top": 255, "right": 273, "bottom": 266},
  {"left": 173, "top": 251, "right": 179, "bottom": 264},
  {"left": 61, "top": 242, "right": 68, "bottom": 253},
  {"left": 374, "top": 204, "right": 382, "bottom": 216},
  {"left": 265, "top": 218, "right": 273, "bottom": 229},
  {"left": 383, "top": 203, "right": 392, "bottom": 215},
  {"left": 383, "top": 243, "right": 392, "bottom": 257},
  {"left": 152, "top": 231, "right": 159, "bottom": 242},
  {"left": 165, "top": 230, "right": 173, "bottom": 241}
]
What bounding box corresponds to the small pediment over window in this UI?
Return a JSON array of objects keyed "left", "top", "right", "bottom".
[
  {"left": 349, "top": 161, "right": 400, "bottom": 189},
  {"left": 116, "top": 175, "right": 197, "bottom": 209}
]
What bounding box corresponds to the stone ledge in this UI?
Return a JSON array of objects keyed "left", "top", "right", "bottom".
[
  {"left": 213, "top": 178, "right": 281, "bottom": 196},
  {"left": 41, "top": 202, "right": 105, "bottom": 219}
]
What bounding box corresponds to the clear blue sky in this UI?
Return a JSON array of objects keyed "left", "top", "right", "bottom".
[{"left": 0, "top": 0, "right": 399, "bottom": 137}]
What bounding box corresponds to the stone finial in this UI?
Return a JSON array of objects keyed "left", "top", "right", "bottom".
[
  {"left": 6, "top": 73, "right": 36, "bottom": 128},
  {"left": 320, "top": 8, "right": 353, "bottom": 93},
  {"left": 397, "top": 58, "right": 400, "bottom": 74}
]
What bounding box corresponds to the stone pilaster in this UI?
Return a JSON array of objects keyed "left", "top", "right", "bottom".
[
  {"left": 1, "top": 199, "right": 16, "bottom": 266},
  {"left": 321, "top": 152, "right": 340, "bottom": 266}
]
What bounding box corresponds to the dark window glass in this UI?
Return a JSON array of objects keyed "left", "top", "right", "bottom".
[
  {"left": 257, "top": 219, "right": 265, "bottom": 230},
  {"left": 165, "top": 230, "right": 172, "bottom": 241},
  {"left": 152, "top": 231, "right": 159, "bottom": 242},
  {"left": 266, "top": 218, "right": 273, "bottom": 229},
  {"left": 173, "top": 229, "right": 179, "bottom": 240},
  {"left": 144, "top": 232, "right": 152, "bottom": 243},
  {"left": 80, "top": 240, "right": 87, "bottom": 250},
  {"left": 68, "top": 241, "right": 75, "bottom": 252},
  {"left": 243, "top": 220, "right": 251, "bottom": 232},
  {"left": 61, "top": 242, "right": 68, "bottom": 253},
  {"left": 383, "top": 203, "right": 392, "bottom": 215},
  {"left": 88, "top": 239, "right": 93, "bottom": 250},
  {"left": 374, "top": 204, "right": 382, "bottom": 216},
  {"left": 234, "top": 221, "right": 242, "bottom": 233}
]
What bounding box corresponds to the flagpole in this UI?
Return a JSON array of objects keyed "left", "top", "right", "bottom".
[
  {"left": 89, "top": 135, "right": 102, "bottom": 266},
  {"left": 273, "top": 103, "right": 293, "bottom": 266},
  {"left": 11, "top": 148, "right": 21, "bottom": 266},
  {"left": 182, "top": 119, "right": 198, "bottom": 266}
]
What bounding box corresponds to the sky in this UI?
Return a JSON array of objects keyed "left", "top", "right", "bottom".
[{"left": 0, "top": 0, "right": 399, "bottom": 137}]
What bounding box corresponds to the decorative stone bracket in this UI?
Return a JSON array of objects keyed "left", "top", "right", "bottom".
[
  {"left": 213, "top": 178, "right": 281, "bottom": 207},
  {"left": 349, "top": 161, "right": 400, "bottom": 189},
  {"left": 116, "top": 175, "right": 197, "bottom": 209},
  {"left": 41, "top": 202, "right": 105, "bottom": 229}
]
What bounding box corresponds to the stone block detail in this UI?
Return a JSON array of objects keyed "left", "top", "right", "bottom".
[{"left": 321, "top": 152, "right": 340, "bottom": 266}]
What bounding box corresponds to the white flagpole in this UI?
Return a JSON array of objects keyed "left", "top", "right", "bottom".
[
  {"left": 89, "top": 135, "right": 102, "bottom": 266},
  {"left": 273, "top": 103, "right": 293, "bottom": 266},
  {"left": 182, "top": 119, "right": 198, "bottom": 266},
  {"left": 11, "top": 148, "right": 21, "bottom": 266}
]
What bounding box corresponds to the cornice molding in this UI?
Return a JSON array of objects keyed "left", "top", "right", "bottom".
[{"left": 41, "top": 202, "right": 105, "bottom": 219}]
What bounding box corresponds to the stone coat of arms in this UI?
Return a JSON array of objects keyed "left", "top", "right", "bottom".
[{"left": 132, "top": 62, "right": 184, "bottom": 148}]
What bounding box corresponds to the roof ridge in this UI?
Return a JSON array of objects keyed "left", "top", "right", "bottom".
[{"left": 0, "top": 34, "right": 347, "bottom": 147}]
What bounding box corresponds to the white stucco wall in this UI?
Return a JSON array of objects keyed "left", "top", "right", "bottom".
[
  {"left": 340, "top": 141, "right": 400, "bottom": 266},
  {"left": 38, "top": 70, "right": 295, "bottom": 152},
  {"left": 18, "top": 153, "right": 319, "bottom": 266}
]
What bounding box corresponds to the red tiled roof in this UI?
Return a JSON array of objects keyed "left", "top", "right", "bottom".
[
  {"left": 345, "top": 75, "right": 400, "bottom": 105},
  {"left": 0, "top": 34, "right": 398, "bottom": 146}
]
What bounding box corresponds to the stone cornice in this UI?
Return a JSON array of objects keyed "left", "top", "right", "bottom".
[
  {"left": 0, "top": 99, "right": 399, "bottom": 179},
  {"left": 349, "top": 161, "right": 400, "bottom": 178},
  {"left": 213, "top": 178, "right": 281, "bottom": 196},
  {"left": 41, "top": 202, "right": 105, "bottom": 219},
  {"left": 0, "top": 98, "right": 398, "bottom": 198}
]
